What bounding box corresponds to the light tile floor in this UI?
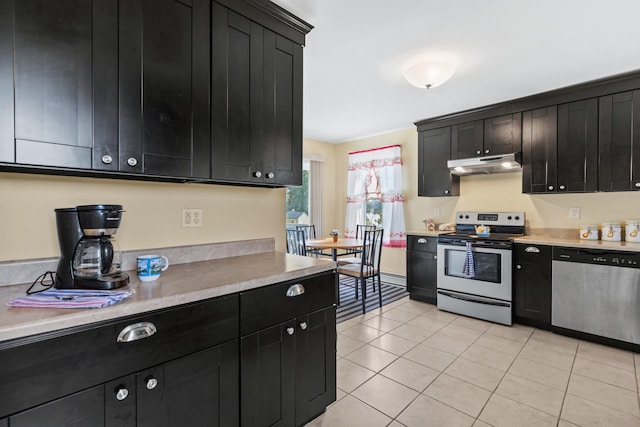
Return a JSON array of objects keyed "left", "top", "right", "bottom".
[{"left": 306, "top": 296, "right": 640, "bottom": 427}]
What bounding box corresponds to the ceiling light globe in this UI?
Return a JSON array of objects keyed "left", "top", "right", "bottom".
[{"left": 404, "top": 61, "right": 454, "bottom": 89}]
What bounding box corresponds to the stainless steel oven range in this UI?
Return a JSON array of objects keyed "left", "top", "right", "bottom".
[{"left": 437, "top": 211, "right": 525, "bottom": 325}]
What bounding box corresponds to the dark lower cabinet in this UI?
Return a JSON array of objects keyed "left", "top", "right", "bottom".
[
  {"left": 514, "top": 244, "right": 551, "bottom": 329},
  {"left": 599, "top": 90, "right": 640, "bottom": 192},
  {"left": 418, "top": 127, "right": 459, "bottom": 197},
  {"left": 241, "top": 308, "right": 336, "bottom": 427},
  {"left": 406, "top": 235, "right": 438, "bottom": 304}
]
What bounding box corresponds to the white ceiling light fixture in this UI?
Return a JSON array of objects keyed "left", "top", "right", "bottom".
[{"left": 404, "top": 61, "right": 455, "bottom": 90}]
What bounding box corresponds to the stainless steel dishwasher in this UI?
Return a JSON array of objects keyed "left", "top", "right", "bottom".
[{"left": 552, "top": 246, "right": 640, "bottom": 345}]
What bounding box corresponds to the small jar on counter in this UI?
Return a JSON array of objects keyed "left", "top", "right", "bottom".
[
  {"left": 579, "top": 225, "right": 599, "bottom": 240},
  {"left": 601, "top": 222, "right": 622, "bottom": 241},
  {"left": 625, "top": 220, "right": 640, "bottom": 243}
]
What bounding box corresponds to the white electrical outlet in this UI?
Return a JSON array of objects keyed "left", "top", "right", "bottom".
[
  {"left": 434, "top": 207, "right": 441, "bottom": 217},
  {"left": 182, "top": 208, "right": 203, "bottom": 228},
  {"left": 569, "top": 207, "right": 580, "bottom": 219}
]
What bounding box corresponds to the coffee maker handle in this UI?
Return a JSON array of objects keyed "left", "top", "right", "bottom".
[{"left": 101, "top": 237, "right": 114, "bottom": 275}]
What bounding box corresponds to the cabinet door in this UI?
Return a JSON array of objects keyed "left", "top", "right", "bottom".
[
  {"left": 406, "top": 250, "right": 437, "bottom": 304},
  {"left": 522, "top": 106, "right": 557, "bottom": 193},
  {"left": 514, "top": 244, "right": 551, "bottom": 330},
  {"left": 10, "top": 0, "right": 116, "bottom": 169},
  {"left": 10, "top": 385, "right": 104, "bottom": 427},
  {"left": 418, "top": 127, "right": 459, "bottom": 197},
  {"left": 105, "top": 375, "right": 136, "bottom": 427},
  {"left": 211, "top": 2, "right": 264, "bottom": 183},
  {"left": 557, "top": 99, "right": 598, "bottom": 192},
  {"left": 137, "top": 341, "right": 239, "bottom": 427},
  {"left": 295, "top": 308, "right": 337, "bottom": 426},
  {"left": 263, "top": 31, "right": 303, "bottom": 186},
  {"left": 241, "top": 321, "right": 296, "bottom": 427},
  {"left": 599, "top": 90, "right": 640, "bottom": 191},
  {"left": 484, "top": 113, "right": 522, "bottom": 156},
  {"left": 0, "top": 418, "right": 6, "bottom": 427},
  {"left": 118, "top": 0, "right": 209, "bottom": 178},
  {"left": 451, "top": 120, "right": 483, "bottom": 159}
]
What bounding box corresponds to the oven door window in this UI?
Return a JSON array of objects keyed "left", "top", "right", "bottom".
[{"left": 443, "top": 247, "right": 501, "bottom": 283}]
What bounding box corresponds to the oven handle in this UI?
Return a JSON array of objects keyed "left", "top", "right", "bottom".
[{"left": 437, "top": 290, "right": 511, "bottom": 307}]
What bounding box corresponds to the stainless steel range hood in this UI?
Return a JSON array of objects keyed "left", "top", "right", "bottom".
[{"left": 447, "top": 152, "right": 522, "bottom": 176}]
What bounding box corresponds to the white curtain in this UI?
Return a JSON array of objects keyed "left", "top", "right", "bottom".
[
  {"left": 345, "top": 145, "right": 406, "bottom": 247},
  {"left": 309, "top": 160, "right": 324, "bottom": 237}
]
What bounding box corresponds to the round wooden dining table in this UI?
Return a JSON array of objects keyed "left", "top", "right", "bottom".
[{"left": 305, "top": 238, "right": 363, "bottom": 261}]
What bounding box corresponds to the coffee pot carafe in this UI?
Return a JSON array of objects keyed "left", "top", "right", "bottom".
[{"left": 55, "top": 204, "right": 129, "bottom": 290}]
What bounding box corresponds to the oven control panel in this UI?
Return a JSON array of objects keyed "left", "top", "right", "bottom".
[{"left": 456, "top": 211, "right": 525, "bottom": 227}]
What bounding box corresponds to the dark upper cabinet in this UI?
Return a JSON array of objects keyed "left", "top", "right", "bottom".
[
  {"left": 451, "top": 120, "right": 483, "bottom": 159},
  {"left": 211, "top": 1, "right": 303, "bottom": 186},
  {"left": 5, "top": 0, "right": 114, "bottom": 169},
  {"left": 483, "top": 113, "right": 522, "bottom": 156},
  {"left": 557, "top": 98, "right": 598, "bottom": 192},
  {"left": 418, "top": 127, "right": 459, "bottom": 197},
  {"left": 599, "top": 90, "right": 640, "bottom": 192},
  {"left": 522, "top": 106, "right": 557, "bottom": 193},
  {"left": 116, "top": 0, "right": 210, "bottom": 178}
]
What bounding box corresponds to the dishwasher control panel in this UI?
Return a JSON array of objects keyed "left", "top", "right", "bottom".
[{"left": 553, "top": 247, "right": 640, "bottom": 268}]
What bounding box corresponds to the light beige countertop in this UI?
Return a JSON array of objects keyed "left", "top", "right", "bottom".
[
  {"left": 514, "top": 234, "right": 640, "bottom": 252},
  {"left": 0, "top": 252, "right": 335, "bottom": 343},
  {"left": 406, "top": 230, "right": 453, "bottom": 237}
]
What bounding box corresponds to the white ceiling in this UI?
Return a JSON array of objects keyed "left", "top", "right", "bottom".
[{"left": 271, "top": 0, "right": 640, "bottom": 143}]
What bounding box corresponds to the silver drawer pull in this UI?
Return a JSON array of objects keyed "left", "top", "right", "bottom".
[
  {"left": 286, "top": 327, "right": 295, "bottom": 336},
  {"left": 417, "top": 238, "right": 427, "bottom": 244},
  {"left": 117, "top": 322, "right": 157, "bottom": 343},
  {"left": 525, "top": 247, "right": 540, "bottom": 253},
  {"left": 300, "top": 322, "right": 308, "bottom": 330},
  {"left": 116, "top": 387, "right": 129, "bottom": 401},
  {"left": 286, "top": 284, "right": 305, "bottom": 297},
  {"left": 146, "top": 377, "right": 158, "bottom": 390}
]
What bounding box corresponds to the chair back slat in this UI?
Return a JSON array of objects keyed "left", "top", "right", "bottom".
[
  {"left": 360, "top": 228, "right": 383, "bottom": 276},
  {"left": 296, "top": 224, "right": 317, "bottom": 239},
  {"left": 355, "top": 224, "right": 376, "bottom": 239},
  {"left": 286, "top": 228, "right": 307, "bottom": 256}
]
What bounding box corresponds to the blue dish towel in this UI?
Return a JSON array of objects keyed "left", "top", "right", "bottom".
[
  {"left": 7, "top": 288, "right": 134, "bottom": 309},
  {"left": 462, "top": 242, "right": 475, "bottom": 278}
]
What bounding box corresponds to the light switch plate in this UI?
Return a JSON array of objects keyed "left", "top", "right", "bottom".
[{"left": 569, "top": 207, "right": 580, "bottom": 219}]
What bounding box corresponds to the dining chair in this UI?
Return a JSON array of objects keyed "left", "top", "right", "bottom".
[
  {"left": 286, "top": 228, "right": 307, "bottom": 256},
  {"left": 337, "top": 224, "right": 377, "bottom": 265},
  {"left": 336, "top": 228, "right": 384, "bottom": 314},
  {"left": 296, "top": 224, "right": 331, "bottom": 257}
]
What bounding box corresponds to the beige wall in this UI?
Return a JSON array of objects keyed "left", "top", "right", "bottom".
[
  {"left": 0, "top": 172, "right": 286, "bottom": 262},
  {"left": 332, "top": 127, "right": 640, "bottom": 276}
]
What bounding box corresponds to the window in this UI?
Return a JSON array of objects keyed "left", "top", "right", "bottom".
[
  {"left": 365, "top": 168, "right": 382, "bottom": 227},
  {"left": 285, "top": 162, "right": 309, "bottom": 228}
]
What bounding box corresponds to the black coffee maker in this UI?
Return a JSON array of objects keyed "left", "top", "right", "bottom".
[{"left": 54, "top": 204, "right": 130, "bottom": 290}]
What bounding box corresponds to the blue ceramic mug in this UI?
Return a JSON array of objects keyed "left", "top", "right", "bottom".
[{"left": 137, "top": 255, "right": 169, "bottom": 282}]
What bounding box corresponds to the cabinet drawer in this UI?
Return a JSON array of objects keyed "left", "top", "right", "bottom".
[
  {"left": 240, "top": 272, "right": 336, "bottom": 336},
  {"left": 407, "top": 235, "right": 438, "bottom": 252},
  {"left": 514, "top": 244, "right": 552, "bottom": 264},
  {"left": 0, "top": 294, "right": 239, "bottom": 418}
]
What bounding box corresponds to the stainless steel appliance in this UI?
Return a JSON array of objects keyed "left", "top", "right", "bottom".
[
  {"left": 437, "top": 211, "right": 525, "bottom": 325},
  {"left": 54, "top": 204, "right": 130, "bottom": 290},
  {"left": 552, "top": 247, "right": 640, "bottom": 346}
]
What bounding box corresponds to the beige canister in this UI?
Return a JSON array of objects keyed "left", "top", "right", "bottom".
[
  {"left": 601, "top": 222, "right": 622, "bottom": 241},
  {"left": 579, "top": 225, "right": 599, "bottom": 240},
  {"left": 625, "top": 220, "right": 640, "bottom": 242}
]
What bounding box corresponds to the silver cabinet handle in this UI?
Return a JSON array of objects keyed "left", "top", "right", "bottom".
[
  {"left": 548, "top": 185, "right": 554, "bottom": 190},
  {"left": 253, "top": 171, "right": 262, "bottom": 178},
  {"left": 286, "top": 284, "right": 305, "bottom": 297},
  {"left": 516, "top": 264, "right": 522, "bottom": 269},
  {"left": 116, "top": 387, "right": 129, "bottom": 401},
  {"left": 101, "top": 155, "right": 113, "bottom": 164},
  {"left": 300, "top": 322, "right": 308, "bottom": 330},
  {"left": 146, "top": 377, "right": 158, "bottom": 390},
  {"left": 525, "top": 246, "right": 540, "bottom": 253},
  {"left": 444, "top": 189, "right": 449, "bottom": 194},
  {"left": 485, "top": 149, "right": 490, "bottom": 154},
  {"left": 559, "top": 185, "right": 566, "bottom": 190},
  {"left": 476, "top": 150, "right": 481, "bottom": 155},
  {"left": 635, "top": 182, "right": 640, "bottom": 188},
  {"left": 117, "top": 322, "right": 157, "bottom": 343},
  {"left": 286, "top": 327, "right": 295, "bottom": 335},
  {"left": 127, "top": 157, "right": 138, "bottom": 167},
  {"left": 417, "top": 238, "right": 427, "bottom": 244},
  {"left": 266, "top": 172, "right": 274, "bottom": 179},
  {"left": 434, "top": 255, "right": 437, "bottom": 260}
]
